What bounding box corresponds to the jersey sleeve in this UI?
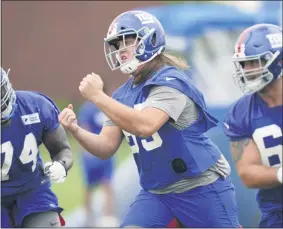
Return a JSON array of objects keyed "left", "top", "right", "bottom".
[
  {"left": 223, "top": 98, "right": 252, "bottom": 141},
  {"left": 140, "top": 86, "right": 187, "bottom": 122},
  {"left": 35, "top": 92, "right": 60, "bottom": 133}
]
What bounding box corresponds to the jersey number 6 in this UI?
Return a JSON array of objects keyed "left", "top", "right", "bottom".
[{"left": 253, "top": 124, "right": 282, "bottom": 167}]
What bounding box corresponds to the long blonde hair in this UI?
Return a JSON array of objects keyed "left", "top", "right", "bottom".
[
  {"left": 155, "top": 52, "right": 190, "bottom": 70},
  {"left": 133, "top": 52, "right": 190, "bottom": 84}
]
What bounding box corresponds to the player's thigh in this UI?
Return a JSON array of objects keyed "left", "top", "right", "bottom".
[
  {"left": 13, "top": 188, "right": 63, "bottom": 227},
  {"left": 165, "top": 177, "right": 240, "bottom": 228},
  {"left": 22, "top": 211, "right": 61, "bottom": 227},
  {"left": 1, "top": 206, "right": 14, "bottom": 228},
  {"left": 121, "top": 190, "right": 174, "bottom": 228},
  {"left": 259, "top": 209, "right": 283, "bottom": 228}
]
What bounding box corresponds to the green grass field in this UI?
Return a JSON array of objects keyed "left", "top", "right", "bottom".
[{"left": 40, "top": 134, "right": 131, "bottom": 217}]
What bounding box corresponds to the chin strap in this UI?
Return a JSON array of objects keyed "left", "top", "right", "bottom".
[{"left": 120, "top": 46, "right": 165, "bottom": 74}]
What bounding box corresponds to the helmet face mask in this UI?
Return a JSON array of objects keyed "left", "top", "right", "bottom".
[
  {"left": 1, "top": 68, "right": 16, "bottom": 123},
  {"left": 232, "top": 51, "right": 279, "bottom": 94},
  {"left": 232, "top": 24, "right": 282, "bottom": 94},
  {"left": 104, "top": 11, "right": 166, "bottom": 75},
  {"left": 1, "top": 80, "right": 10, "bottom": 112},
  {"left": 104, "top": 29, "right": 143, "bottom": 73}
]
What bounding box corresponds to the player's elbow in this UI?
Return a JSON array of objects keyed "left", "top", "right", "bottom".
[
  {"left": 91, "top": 150, "right": 113, "bottom": 160},
  {"left": 135, "top": 124, "right": 156, "bottom": 138},
  {"left": 238, "top": 169, "right": 257, "bottom": 188},
  {"left": 132, "top": 112, "right": 166, "bottom": 138},
  {"left": 97, "top": 142, "right": 117, "bottom": 160},
  {"left": 94, "top": 147, "right": 116, "bottom": 160},
  {"left": 98, "top": 153, "right": 113, "bottom": 160}
]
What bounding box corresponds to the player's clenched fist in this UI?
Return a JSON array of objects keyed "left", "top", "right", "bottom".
[
  {"left": 79, "top": 72, "right": 104, "bottom": 101},
  {"left": 59, "top": 104, "right": 78, "bottom": 134}
]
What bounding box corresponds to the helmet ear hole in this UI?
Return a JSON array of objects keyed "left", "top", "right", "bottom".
[{"left": 151, "top": 32, "right": 157, "bottom": 47}]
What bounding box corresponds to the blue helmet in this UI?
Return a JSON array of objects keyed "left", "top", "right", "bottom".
[
  {"left": 1, "top": 67, "right": 16, "bottom": 123},
  {"left": 232, "top": 24, "right": 282, "bottom": 94},
  {"left": 104, "top": 10, "right": 166, "bottom": 74}
]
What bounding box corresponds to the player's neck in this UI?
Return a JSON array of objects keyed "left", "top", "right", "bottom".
[
  {"left": 259, "top": 78, "right": 282, "bottom": 107},
  {"left": 132, "top": 59, "right": 163, "bottom": 85}
]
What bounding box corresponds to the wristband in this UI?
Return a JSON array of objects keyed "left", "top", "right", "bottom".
[{"left": 57, "top": 160, "right": 68, "bottom": 176}]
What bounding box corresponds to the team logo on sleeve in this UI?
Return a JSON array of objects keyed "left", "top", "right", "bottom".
[{"left": 21, "top": 113, "right": 41, "bottom": 125}]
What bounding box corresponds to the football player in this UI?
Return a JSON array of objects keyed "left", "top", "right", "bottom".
[
  {"left": 1, "top": 67, "right": 73, "bottom": 228},
  {"left": 59, "top": 10, "right": 240, "bottom": 227},
  {"left": 77, "top": 96, "right": 118, "bottom": 227},
  {"left": 223, "top": 24, "right": 282, "bottom": 228}
]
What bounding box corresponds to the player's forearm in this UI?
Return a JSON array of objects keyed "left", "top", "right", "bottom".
[
  {"left": 238, "top": 164, "right": 282, "bottom": 189},
  {"left": 91, "top": 92, "right": 151, "bottom": 137},
  {"left": 52, "top": 148, "right": 73, "bottom": 172},
  {"left": 43, "top": 125, "right": 74, "bottom": 172},
  {"left": 71, "top": 126, "right": 115, "bottom": 159}
]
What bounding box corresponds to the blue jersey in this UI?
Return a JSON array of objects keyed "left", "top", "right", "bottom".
[
  {"left": 223, "top": 93, "right": 282, "bottom": 212},
  {"left": 112, "top": 65, "right": 222, "bottom": 190},
  {"left": 1, "top": 91, "right": 60, "bottom": 197}
]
